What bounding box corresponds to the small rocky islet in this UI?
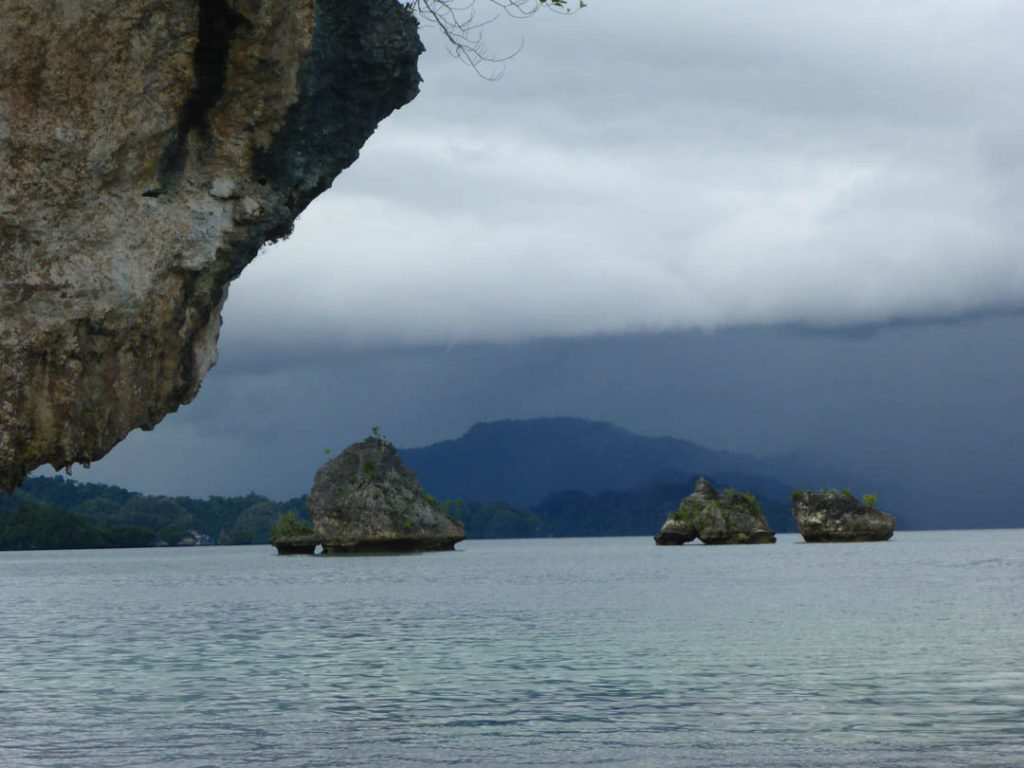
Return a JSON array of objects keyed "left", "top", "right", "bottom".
[
  {"left": 656, "top": 479, "right": 897, "bottom": 545},
  {"left": 268, "top": 512, "right": 318, "bottom": 555},
  {"left": 791, "top": 489, "right": 897, "bottom": 542},
  {"left": 272, "top": 436, "right": 465, "bottom": 555},
  {"left": 654, "top": 478, "right": 777, "bottom": 545}
]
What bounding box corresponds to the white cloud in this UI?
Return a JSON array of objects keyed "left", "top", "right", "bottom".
[{"left": 223, "top": 0, "right": 1024, "bottom": 347}]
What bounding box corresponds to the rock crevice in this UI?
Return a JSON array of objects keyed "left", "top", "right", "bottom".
[{"left": 157, "top": 0, "right": 247, "bottom": 192}]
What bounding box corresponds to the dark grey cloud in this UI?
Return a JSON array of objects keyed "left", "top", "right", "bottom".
[{"left": 220, "top": 1, "right": 1024, "bottom": 346}]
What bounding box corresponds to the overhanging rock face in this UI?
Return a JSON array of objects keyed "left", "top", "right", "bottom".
[{"left": 0, "top": 0, "right": 421, "bottom": 490}]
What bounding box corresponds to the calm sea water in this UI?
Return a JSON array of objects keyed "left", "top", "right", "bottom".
[{"left": 1, "top": 532, "right": 1021, "bottom": 767}]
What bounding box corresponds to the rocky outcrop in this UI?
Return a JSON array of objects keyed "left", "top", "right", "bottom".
[
  {"left": 307, "top": 437, "right": 466, "bottom": 553},
  {"left": 792, "top": 490, "right": 897, "bottom": 542},
  {"left": 656, "top": 478, "right": 776, "bottom": 545},
  {"left": 653, "top": 517, "right": 697, "bottom": 545},
  {"left": 270, "top": 532, "right": 318, "bottom": 555},
  {"left": 0, "top": 0, "right": 422, "bottom": 491},
  {"left": 270, "top": 511, "right": 318, "bottom": 554}
]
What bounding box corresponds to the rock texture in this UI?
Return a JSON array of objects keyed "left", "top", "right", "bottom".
[
  {"left": 792, "top": 490, "right": 897, "bottom": 542},
  {"left": 270, "top": 532, "right": 318, "bottom": 555},
  {"left": 270, "top": 511, "right": 318, "bottom": 554},
  {"left": 307, "top": 437, "right": 465, "bottom": 553},
  {"left": 0, "top": 0, "right": 422, "bottom": 491},
  {"left": 653, "top": 517, "right": 697, "bottom": 545},
  {"left": 656, "top": 478, "right": 775, "bottom": 545}
]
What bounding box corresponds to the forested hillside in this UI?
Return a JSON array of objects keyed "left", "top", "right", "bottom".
[{"left": 0, "top": 476, "right": 308, "bottom": 550}]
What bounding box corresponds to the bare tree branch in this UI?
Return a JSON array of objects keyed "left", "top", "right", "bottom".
[{"left": 407, "top": 0, "right": 584, "bottom": 79}]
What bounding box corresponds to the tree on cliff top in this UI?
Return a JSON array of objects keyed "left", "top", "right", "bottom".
[{"left": 409, "top": 0, "right": 585, "bottom": 77}]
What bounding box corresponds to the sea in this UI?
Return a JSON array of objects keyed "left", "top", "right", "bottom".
[{"left": 1, "top": 531, "right": 1021, "bottom": 768}]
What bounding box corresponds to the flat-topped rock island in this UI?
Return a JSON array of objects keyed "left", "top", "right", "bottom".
[{"left": 791, "top": 490, "right": 897, "bottom": 542}]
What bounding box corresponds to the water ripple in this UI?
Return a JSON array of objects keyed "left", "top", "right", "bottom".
[{"left": 1, "top": 532, "right": 1022, "bottom": 767}]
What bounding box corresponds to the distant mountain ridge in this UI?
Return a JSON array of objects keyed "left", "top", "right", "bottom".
[{"left": 399, "top": 417, "right": 842, "bottom": 508}]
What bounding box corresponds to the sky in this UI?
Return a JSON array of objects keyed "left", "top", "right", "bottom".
[
  {"left": 46, "top": 1, "right": 1024, "bottom": 524},
  {"left": 224, "top": 0, "right": 1024, "bottom": 346}
]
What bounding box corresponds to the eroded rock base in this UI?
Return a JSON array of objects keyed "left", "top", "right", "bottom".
[{"left": 322, "top": 539, "right": 459, "bottom": 555}]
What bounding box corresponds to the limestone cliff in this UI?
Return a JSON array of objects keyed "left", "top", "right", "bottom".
[{"left": 0, "top": 0, "right": 421, "bottom": 491}]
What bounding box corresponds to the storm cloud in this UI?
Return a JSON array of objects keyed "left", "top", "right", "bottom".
[
  {"left": 59, "top": 312, "right": 1024, "bottom": 530},
  {"left": 224, "top": 0, "right": 1024, "bottom": 347}
]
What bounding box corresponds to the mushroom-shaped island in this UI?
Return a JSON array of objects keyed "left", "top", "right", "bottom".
[
  {"left": 655, "top": 478, "right": 776, "bottom": 545},
  {"left": 307, "top": 436, "right": 465, "bottom": 554}
]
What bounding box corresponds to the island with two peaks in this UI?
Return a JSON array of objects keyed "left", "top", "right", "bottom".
[{"left": 654, "top": 478, "right": 776, "bottom": 545}]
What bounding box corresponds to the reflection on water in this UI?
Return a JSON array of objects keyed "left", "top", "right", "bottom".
[{"left": 1, "top": 532, "right": 1022, "bottom": 767}]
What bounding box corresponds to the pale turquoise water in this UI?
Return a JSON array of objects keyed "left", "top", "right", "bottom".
[{"left": 1, "top": 532, "right": 1022, "bottom": 767}]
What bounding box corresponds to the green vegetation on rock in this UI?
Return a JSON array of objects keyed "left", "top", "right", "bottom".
[
  {"left": 270, "top": 511, "right": 315, "bottom": 540},
  {"left": 656, "top": 478, "right": 776, "bottom": 545}
]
